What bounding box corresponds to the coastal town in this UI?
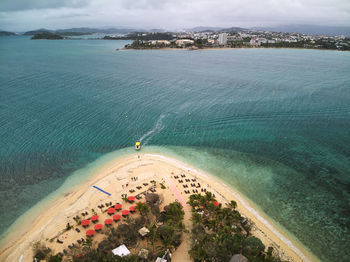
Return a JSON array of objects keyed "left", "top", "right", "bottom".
[{"left": 121, "top": 29, "right": 350, "bottom": 51}]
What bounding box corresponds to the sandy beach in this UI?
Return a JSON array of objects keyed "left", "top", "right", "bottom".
[{"left": 0, "top": 153, "right": 318, "bottom": 262}]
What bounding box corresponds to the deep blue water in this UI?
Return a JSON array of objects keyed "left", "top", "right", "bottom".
[{"left": 0, "top": 36, "right": 350, "bottom": 261}]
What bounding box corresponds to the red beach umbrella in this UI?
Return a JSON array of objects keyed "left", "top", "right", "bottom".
[
  {"left": 81, "top": 220, "right": 90, "bottom": 227},
  {"left": 212, "top": 201, "right": 219, "bottom": 207},
  {"left": 113, "top": 214, "right": 121, "bottom": 221},
  {"left": 86, "top": 229, "right": 95, "bottom": 237},
  {"left": 105, "top": 219, "right": 113, "bottom": 225},
  {"left": 129, "top": 206, "right": 136, "bottom": 212},
  {"left": 107, "top": 207, "right": 115, "bottom": 215},
  {"left": 94, "top": 224, "right": 103, "bottom": 231},
  {"left": 128, "top": 196, "right": 135, "bottom": 202},
  {"left": 91, "top": 215, "right": 99, "bottom": 222},
  {"left": 114, "top": 203, "right": 122, "bottom": 210},
  {"left": 122, "top": 210, "right": 129, "bottom": 216}
]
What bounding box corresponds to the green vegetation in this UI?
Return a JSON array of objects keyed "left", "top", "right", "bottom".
[
  {"left": 31, "top": 32, "right": 64, "bottom": 40},
  {"left": 33, "top": 193, "right": 290, "bottom": 261},
  {"left": 32, "top": 241, "right": 52, "bottom": 261},
  {"left": 38, "top": 196, "right": 185, "bottom": 262},
  {"left": 188, "top": 192, "right": 284, "bottom": 262},
  {"left": 127, "top": 32, "right": 174, "bottom": 41}
]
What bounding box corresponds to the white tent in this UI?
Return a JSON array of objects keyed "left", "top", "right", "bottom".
[
  {"left": 155, "top": 258, "right": 167, "bottom": 262},
  {"left": 112, "top": 244, "right": 130, "bottom": 257}
]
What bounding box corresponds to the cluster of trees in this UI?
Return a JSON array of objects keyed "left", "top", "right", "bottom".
[
  {"left": 126, "top": 32, "right": 174, "bottom": 41},
  {"left": 32, "top": 195, "right": 185, "bottom": 262},
  {"left": 188, "top": 192, "right": 284, "bottom": 262},
  {"left": 31, "top": 32, "right": 64, "bottom": 40}
]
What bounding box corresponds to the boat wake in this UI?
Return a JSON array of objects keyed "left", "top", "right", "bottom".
[{"left": 139, "top": 114, "right": 167, "bottom": 146}]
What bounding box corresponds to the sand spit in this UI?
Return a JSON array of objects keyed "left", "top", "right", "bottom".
[{"left": 0, "top": 153, "right": 318, "bottom": 262}]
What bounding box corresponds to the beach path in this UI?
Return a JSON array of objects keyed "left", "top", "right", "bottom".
[{"left": 164, "top": 175, "right": 186, "bottom": 207}]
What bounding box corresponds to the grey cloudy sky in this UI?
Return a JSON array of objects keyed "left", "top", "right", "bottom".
[{"left": 1, "top": 0, "right": 349, "bottom": 31}]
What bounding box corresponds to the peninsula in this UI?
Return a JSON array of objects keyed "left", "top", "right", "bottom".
[
  {"left": 0, "top": 153, "right": 317, "bottom": 262},
  {"left": 122, "top": 31, "right": 350, "bottom": 51}
]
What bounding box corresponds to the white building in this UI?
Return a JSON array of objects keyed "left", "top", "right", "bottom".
[
  {"left": 218, "top": 33, "right": 228, "bottom": 45},
  {"left": 175, "top": 39, "right": 194, "bottom": 47},
  {"left": 150, "top": 40, "right": 171, "bottom": 45}
]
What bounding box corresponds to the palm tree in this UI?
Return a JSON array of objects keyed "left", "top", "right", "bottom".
[
  {"left": 228, "top": 200, "right": 237, "bottom": 210},
  {"left": 148, "top": 224, "right": 159, "bottom": 253},
  {"left": 136, "top": 202, "right": 149, "bottom": 216}
]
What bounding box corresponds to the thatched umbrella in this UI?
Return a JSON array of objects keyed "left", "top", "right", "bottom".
[{"left": 145, "top": 193, "right": 160, "bottom": 205}]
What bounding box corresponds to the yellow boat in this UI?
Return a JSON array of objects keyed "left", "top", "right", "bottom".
[{"left": 135, "top": 141, "right": 141, "bottom": 150}]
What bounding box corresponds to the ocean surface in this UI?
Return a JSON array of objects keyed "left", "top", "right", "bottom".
[{"left": 0, "top": 36, "right": 349, "bottom": 261}]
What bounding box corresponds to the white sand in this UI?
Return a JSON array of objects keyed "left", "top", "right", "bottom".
[{"left": 0, "top": 153, "right": 318, "bottom": 262}]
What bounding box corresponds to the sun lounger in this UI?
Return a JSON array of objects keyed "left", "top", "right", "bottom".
[{"left": 56, "top": 239, "right": 63, "bottom": 244}]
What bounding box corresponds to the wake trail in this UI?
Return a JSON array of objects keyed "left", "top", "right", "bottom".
[{"left": 139, "top": 113, "right": 167, "bottom": 146}]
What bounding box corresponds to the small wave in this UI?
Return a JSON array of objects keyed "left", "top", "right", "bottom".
[{"left": 139, "top": 114, "right": 167, "bottom": 146}]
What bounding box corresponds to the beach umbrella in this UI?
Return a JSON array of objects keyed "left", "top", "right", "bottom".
[
  {"left": 107, "top": 207, "right": 116, "bottom": 215},
  {"left": 128, "top": 196, "right": 135, "bottom": 202},
  {"left": 81, "top": 220, "right": 90, "bottom": 227},
  {"left": 113, "top": 214, "right": 121, "bottom": 221},
  {"left": 212, "top": 201, "right": 219, "bottom": 207},
  {"left": 114, "top": 203, "right": 122, "bottom": 210},
  {"left": 86, "top": 229, "right": 95, "bottom": 237},
  {"left": 122, "top": 210, "right": 130, "bottom": 216},
  {"left": 129, "top": 206, "right": 136, "bottom": 213},
  {"left": 105, "top": 219, "right": 113, "bottom": 225},
  {"left": 94, "top": 224, "right": 103, "bottom": 231},
  {"left": 91, "top": 215, "right": 99, "bottom": 222}
]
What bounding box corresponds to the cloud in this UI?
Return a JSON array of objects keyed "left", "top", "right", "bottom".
[
  {"left": 0, "top": 0, "right": 91, "bottom": 12},
  {"left": 0, "top": 0, "right": 349, "bottom": 31}
]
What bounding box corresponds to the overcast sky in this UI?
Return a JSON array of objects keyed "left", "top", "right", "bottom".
[{"left": 1, "top": 0, "right": 349, "bottom": 31}]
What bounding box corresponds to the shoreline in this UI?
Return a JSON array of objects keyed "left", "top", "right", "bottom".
[
  {"left": 120, "top": 46, "right": 349, "bottom": 52},
  {"left": 0, "top": 152, "right": 318, "bottom": 262}
]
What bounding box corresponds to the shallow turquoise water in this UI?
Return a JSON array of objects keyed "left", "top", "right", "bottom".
[{"left": 0, "top": 36, "right": 350, "bottom": 261}]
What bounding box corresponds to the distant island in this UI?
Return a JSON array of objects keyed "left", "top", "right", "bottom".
[
  {"left": 0, "top": 31, "right": 16, "bottom": 36},
  {"left": 31, "top": 32, "right": 64, "bottom": 40}
]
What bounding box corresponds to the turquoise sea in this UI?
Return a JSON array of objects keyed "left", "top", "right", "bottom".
[{"left": 0, "top": 36, "right": 349, "bottom": 261}]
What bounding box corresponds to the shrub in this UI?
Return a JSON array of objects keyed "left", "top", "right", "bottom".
[
  {"left": 32, "top": 241, "right": 51, "bottom": 261},
  {"left": 243, "top": 236, "right": 265, "bottom": 257}
]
